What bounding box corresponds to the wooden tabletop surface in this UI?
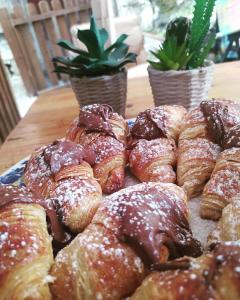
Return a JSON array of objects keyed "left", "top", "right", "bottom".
[{"left": 0, "top": 61, "right": 240, "bottom": 174}]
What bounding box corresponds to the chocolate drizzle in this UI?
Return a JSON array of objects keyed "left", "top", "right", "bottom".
[
  {"left": 78, "top": 104, "right": 116, "bottom": 138},
  {"left": 0, "top": 185, "right": 71, "bottom": 246},
  {"left": 43, "top": 140, "right": 95, "bottom": 174},
  {"left": 113, "top": 185, "right": 202, "bottom": 270},
  {"left": 200, "top": 100, "right": 240, "bottom": 149},
  {"left": 200, "top": 101, "right": 228, "bottom": 145},
  {"left": 131, "top": 107, "right": 167, "bottom": 140},
  {"left": 222, "top": 123, "right": 240, "bottom": 149}
]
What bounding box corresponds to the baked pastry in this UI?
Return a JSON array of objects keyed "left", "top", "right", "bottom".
[
  {"left": 131, "top": 241, "right": 240, "bottom": 300},
  {"left": 50, "top": 182, "right": 201, "bottom": 300},
  {"left": 0, "top": 185, "right": 53, "bottom": 300},
  {"left": 66, "top": 104, "right": 128, "bottom": 194},
  {"left": 177, "top": 138, "right": 221, "bottom": 198},
  {"left": 130, "top": 105, "right": 187, "bottom": 141},
  {"left": 24, "top": 140, "right": 102, "bottom": 232},
  {"left": 129, "top": 138, "right": 177, "bottom": 183},
  {"left": 208, "top": 197, "right": 240, "bottom": 246},
  {"left": 128, "top": 105, "right": 186, "bottom": 183},
  {"left": 201, "top": 147, "right": 240, "bottom": 220},
  {"left": 177, "top": 99, "right": 240, "bottom": 198}
]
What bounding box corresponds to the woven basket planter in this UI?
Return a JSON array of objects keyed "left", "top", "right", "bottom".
[
  {"left": 71, "top": 69, "right": 127, "bottom": 116},
  {"left": 148, "top": 61, "right": 214, "bottom": 109}
]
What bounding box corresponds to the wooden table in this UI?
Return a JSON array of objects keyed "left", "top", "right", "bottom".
[{"left": 0, "top": 61, "right": 240, "bottom": 174}]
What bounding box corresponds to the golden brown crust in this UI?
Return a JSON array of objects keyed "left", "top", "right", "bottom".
[
  {"left": 178, "top": 107, "right": 208, "bottom": 141},
  {"left": 66, "top": 107, "right": 128, "bottom": 194},
  {"left": 79, "top": 133, "right": 126, "bottom": 194},
  {"left": 177, "top": 138, "right": 221, "bottom": 198},
  {"left": 130, "top": 105, "right": 187, "bottom": 142},
  {"left": 208, "top": 198, "right": 240, "bottom": 246},
  {"left": 129, "top": 138, "right": 176, "bottom": 183},
  {"left": 0, "top": 186, "right": 53, "bottom": 300},
  {"left": 50, "top": 224, "right": 145, "bottom": 300},
  {"left": 24, "top": 142, "right": 102, "bottom": 232},
  {"left": 201, "top": 148, "right": 240, "bottom": 220},
  {"left": 50, "top": 182, "right": 201, "bottom": 300},
  {"left": 131, "top": 242, "right": 240, "bottom": 300}
]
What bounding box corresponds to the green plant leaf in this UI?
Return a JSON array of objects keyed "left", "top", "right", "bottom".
[
  {"left": 109, "top": 43, "right": 129, "bottom": 60},
  {"left": 148, "top": 60, "right": 165, "bottom": 70},
  {"left": 196, "top": 32, "right": 215, "bottom": 67},
  {"left": 57, "top": 40, "right": 90, "bottom": 56},
  {"left": 104, "top": 34, "right": 128, "bottom": 54},
  {"left": 99, "top": 28, "right": 109, "bottom": 47},
  {"left": 77, "top": 29, "right": 101, "bottom": 58}
]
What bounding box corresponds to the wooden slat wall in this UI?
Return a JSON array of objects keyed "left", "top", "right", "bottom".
[
  {"left": 0, "top": 54, "right": 20, "bottom": 145},
  {"left": 0, "top": 0, "right": 91, "bottom": 95}
]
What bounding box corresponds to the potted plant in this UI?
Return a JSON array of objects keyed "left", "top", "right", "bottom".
[
  {"left": 52, "top": 16, "right": 137, "bottom": 116},
  {"left": 148, "top": 0, "right": 216, "bottom": 109}
]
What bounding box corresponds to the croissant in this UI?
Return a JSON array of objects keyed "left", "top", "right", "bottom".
[
  {"left": 24, "top": 140, "right": 102, "bottom": 232},
  {"left": 177, "top": 138, "right": 221, "bottom": 198},
  {"left": 130, "top": 105, "right": 187, "bottom": 141},
  {"left": 128, "top": 105, "right": 186, "bottom": 183},
  {"left": 207, "top": 197, "right": 240, "bottom": 246},
  {"left": 177, "top": 99, "right": 240, "bottom": 198},
  {"left": 0, "top": 185, "right": 53, "bottom": 300},
  {"left": 131, "top": 241, "right": 240, "bottom": 300},
  {"left": 50, "top": 182, "right": 201, "bottom": 300},
  {"left": 129, "top": 138, "right": 177, "bottom": 183},
  {"left": 66, "top": 104, "right": 128, "bottom": 194},
  {"left": 201, "top": 147, "right": 240, "bottom": 220}
]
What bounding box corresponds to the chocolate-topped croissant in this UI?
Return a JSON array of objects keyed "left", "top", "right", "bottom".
[
  {"left": 177, "top": 99, "right": 240, "bottom": 198},
  {"left": 201, "top": 147, "right": 240, "bottom": 220},
  {"left": 66, "top": 104, "right": 128, "bottom": 194},
  {"left": 0, "top": 185, "right": 53, "bottom": 300},
  {"left": 129, "top": 105, "right": 186, "bottom": 183},
  {"left": 50, "top": 182, "right": 201, "bottom": 300},
  {"left": 24, "top": 140, "right": 102, "bottom": 232},
  {"left": 131, "top": 242, "right": 240, "bottom": 300}
]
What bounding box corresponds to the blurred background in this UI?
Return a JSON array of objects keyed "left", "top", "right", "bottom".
[{"left": 0, "top": 0, "right": 240, "bottom": 117}]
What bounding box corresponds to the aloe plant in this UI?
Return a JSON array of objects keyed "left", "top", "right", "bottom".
[
  {"left": 149, "top": 0, "right": 216, "bottom": 71},
  {"left": 53, "top": 16, "right": 137, "bottom": 77}
]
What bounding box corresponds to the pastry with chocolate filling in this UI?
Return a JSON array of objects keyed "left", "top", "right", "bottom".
[
  {"left": 130, "top": 241, "right": 240, "bottom": 300},
  {"left": 177, "top": 98, "right": 240, "bottom": 198},
  {"left": 0, "top": 185, "right": 54, "bottom": 300},
  {"left": 129, "top": 105, "right": 186, "bottom": 184},
  {"left": 201, "top": 147, "right": 240, "bottom": 220},
  {"left": 24, "top": 139, "right": 102, "bottom": 232},
  {"left": 208, "top": 196, "right": 240, "bottom": 246},
  {"left": 66, "top": 104, "right": 128, "bottom": 194},
  {"left": 50, "top": 182, "right": 201, "bottom": 300}
]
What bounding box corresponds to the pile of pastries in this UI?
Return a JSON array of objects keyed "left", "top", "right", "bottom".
[{"left": 1, "top": 100, "right": 240, "bottom": 300}]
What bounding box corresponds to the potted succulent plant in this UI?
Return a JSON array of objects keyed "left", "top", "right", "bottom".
[
  {"left": 148, "top": 0, "right": 216, "bottom": 109},
  {"left": 52, "top": 16, "right": 137, "bottom": 116}
]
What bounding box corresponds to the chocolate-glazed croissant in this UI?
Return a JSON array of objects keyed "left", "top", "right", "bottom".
[
  {"left": 0, "top": 185, "right": 53, "bottom": 300},
  {"left": 66, "top": 104, "right": 128, "bottom": 194},
  {"left": 24, "top": 140, "right": 102, "bottom": 232},
  {"left": 177, "top": 99, "right": 240, "bottom": 198},
  {"left": 130, "top": 105, "right": 187, "bottom": 141},
  {"left": 201, "top": 147, "right": 240, "bottom": 220},
  {"left": 50, "top": 182, "right": 201, "bottom": 300},
  {"left": 129, "top": 105, "right": 186, "bottom": 184},
  {"left": 131, "top": 242, "right": 240, "bottom": 300}
]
